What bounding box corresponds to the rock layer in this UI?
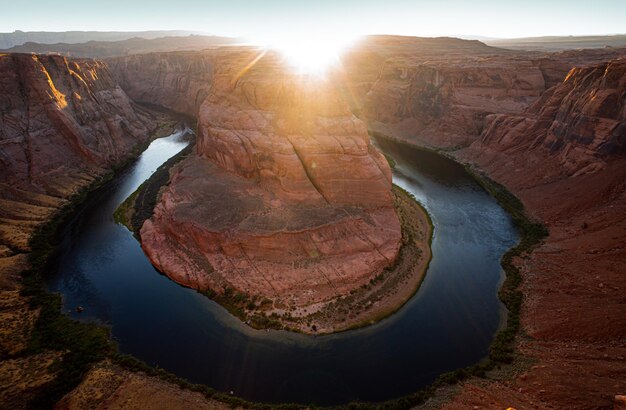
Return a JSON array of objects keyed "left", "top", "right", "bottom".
[
  {"left": 106, "top": 51, "right": 216, "bottom": 117},
  {"left": 364, "top": 57, "right": 545, "bottom": 146},
  {"left": 0, "top": 53, "right": 157, "bottom": 253},
  {"left": 140, "top": 51, "right": 401, "bottom": 308},
  {"left": 360, "top": 45, "right": 626, "bottom": 149},
  {"left": 472, "top": 58, "right": 626, "bottom": 179}
]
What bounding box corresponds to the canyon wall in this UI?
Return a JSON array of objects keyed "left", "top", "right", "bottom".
[
  {"left": 364, "top": 57, "right": 546, "bottom": 147},
  {"left": 468, "top": 58, "right": 626, "bottom": 182},
  {"left": 106, "top": 51, "right": 216, "bottom": 117},
  {"left": 441, "top": 58, "right": 626, "bottom": 410},
  {"left": 0, "top": 53, "right": 158, "bottom": 257},
  {"left": 140, "top": 50, "right": 401, "bottom": 309},
  {"left": 361, "top": 46, "right": 626, "bottom": 150}
]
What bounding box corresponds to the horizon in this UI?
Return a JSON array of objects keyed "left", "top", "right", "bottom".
[
  {"left": 3, "top": 28, "right": 626, "bottom": 41},
  {"left": 3, "top": 0, "right": 625, "bottom": 42}
]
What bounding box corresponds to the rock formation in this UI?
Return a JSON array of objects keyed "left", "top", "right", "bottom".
[
  {"left": 107, "top": 51, "right": 216, "bottom": 117},
  {"left": 0, "top": 53, "right": 158, "bottom": 255},
  {"left": 364, "top": 57, "right": 546, "bottom": 146},
  {"left": 359, "top": 44, "right": 626, "bottom": 149},
  {"left": 140, "top": 50, "right": 401, "bottom": 309},
  {"left": 471, "top": 58, "right": 626, "bottom": 180}
]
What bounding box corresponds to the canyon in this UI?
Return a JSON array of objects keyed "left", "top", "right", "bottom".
[
  {"left": 0, "top": 36, "right": 624, "bottom": 408},
  {"left": 106, "top": 41, "right": 626, "bottom": 408},
  {"left": 350, "top": 42, "right": 626, "bottom": 409}
]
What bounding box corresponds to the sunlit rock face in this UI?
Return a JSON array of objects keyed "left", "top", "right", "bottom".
[
  {"left": 0, "top": 53, "right": 155, "bottom": 253},
  {"left": 197, "top": 53, "right": 393, "bottom": 207},
  {"left": 140, "top": 50, "right": 401, "bottom": 307},
  {"left": 466, "top": 58, "right": 626, "bottom": 184}
]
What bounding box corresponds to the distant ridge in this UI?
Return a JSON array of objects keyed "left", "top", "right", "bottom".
[
  {"left": 485, "top": 34, "right": 626, "bottom": 50},
  {"left": 0, "top": 35, "right": 244, "bottom": 58},
  {"left": 3, "top": 31, "right": 624, "bottom": 56},
  {"left": 0, "top": 30, "right": 204, "bottom": 48},
  {"left": 352, "top": 34, "right": 505, "bottom": 56}
]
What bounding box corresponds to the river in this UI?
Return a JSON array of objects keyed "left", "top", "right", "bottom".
[{"left": 48, "top": 130, "right": 518, "bottom": 405}]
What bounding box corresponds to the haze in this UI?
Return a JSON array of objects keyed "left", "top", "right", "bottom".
[{"left": 3, "top": 0, "right": 625, "bottom": 41}]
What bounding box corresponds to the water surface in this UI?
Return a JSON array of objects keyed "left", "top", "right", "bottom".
[{"left": 49, "top": 132, "right": 518, "bottom": 405}]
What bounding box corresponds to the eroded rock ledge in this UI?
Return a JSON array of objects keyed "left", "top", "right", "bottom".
[{"left": 137, "top": 51, "right": 432, "bottom": 332}]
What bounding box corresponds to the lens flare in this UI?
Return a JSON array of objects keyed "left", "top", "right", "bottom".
[{"left": 267, "top": 34, "right": 357, "bottom": 76}]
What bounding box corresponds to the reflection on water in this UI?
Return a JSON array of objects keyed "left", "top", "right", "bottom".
[{"left": 49, "top": 133, "right": 518, "bottom": 405}]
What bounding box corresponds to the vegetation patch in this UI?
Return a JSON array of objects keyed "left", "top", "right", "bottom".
[
  {"left": 466, "top": 169, "right": 548, "bottom": 364},
  {"left": 200, "top": 288, "right": 290, "bottom": 332},
  {"left": 383, "top": 152, "right": 397, "bottom": 169}
]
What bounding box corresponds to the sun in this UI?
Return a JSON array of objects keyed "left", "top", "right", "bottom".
[{"left": 269, "top": 34, "right": 357, "bottom": 76}]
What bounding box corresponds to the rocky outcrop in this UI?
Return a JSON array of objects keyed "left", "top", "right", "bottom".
[
  {"left": 56, "top": 361, "right": 230, "bottom": 410},
  {"left": 364, "top": 57, "right": 546, "bottom": 146},
  {"left": 140, "top": 50, "right": 401, "bottom": 309},
  {"left": 467, "top": 58, "right": 626, "bottom": 184},
  {"left": 106, "top": 51, "right": 216, "bottom": 117},
  {"left": 0, "top": 53, "right": 158, "bottom": 254},
  {"left": 360, "top": 45, "right": 626, "bottom": 150}
]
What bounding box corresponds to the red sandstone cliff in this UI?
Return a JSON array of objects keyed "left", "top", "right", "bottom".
[
  {"left": 360, "top": 45, "right": 626, "bottom": 150},
  {"left": 469, "top": 58, "right": 626, "bottom": 182},
  {"left": 106, "top": 51, "right": 216, "bottom": 117},
  {"left": 364, "top": 57, "right": 545, "bottom": 146},
  {"left": 0, "top": 53, "right": 159, "bottom": 256},
  {"left": 140, "top": 50, "right": 401, "bottom": 308}
]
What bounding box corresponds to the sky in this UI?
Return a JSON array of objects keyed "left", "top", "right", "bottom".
[{"left": 2, "top": 0, "right": 625, "bottom": 40}]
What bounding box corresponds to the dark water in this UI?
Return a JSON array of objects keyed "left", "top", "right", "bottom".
[{"left": 48, "top": 132, "right": 518, "bottom": 405}]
